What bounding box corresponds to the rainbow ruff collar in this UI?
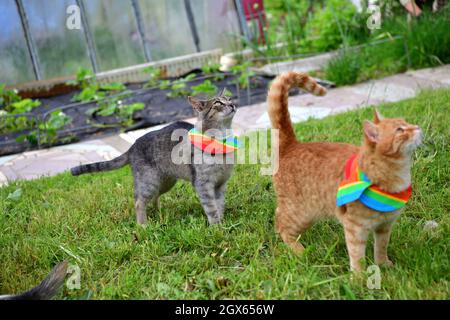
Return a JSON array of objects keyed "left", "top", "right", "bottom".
[
  {"left": 188, "top": 128, "right": 240, "bottom": 155},
  {"left": 336, "top": 154, "right": 412, "bottom": 212}
]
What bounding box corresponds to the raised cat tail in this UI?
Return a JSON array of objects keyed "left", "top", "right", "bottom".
[
  {"left": 71, "top": 152, "right": 129, "bottom": 176},
  {"left": 267, "top": 72, "right": 327, "bottom": 151}
]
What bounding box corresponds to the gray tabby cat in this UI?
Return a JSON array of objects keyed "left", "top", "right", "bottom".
[{"left": 71, "top": 89, "right": 237, "bottom": 225}]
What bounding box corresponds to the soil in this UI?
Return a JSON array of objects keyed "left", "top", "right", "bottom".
[{"left": 0, "top": 71, "right": 315, "bottom": 157}]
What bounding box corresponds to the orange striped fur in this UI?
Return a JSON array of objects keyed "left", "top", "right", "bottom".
[
  {"left": 267, "top": 72, "right": 422, "bottom": 271},
  {"left": 268, "top": 72, "right": 326, "bottom": 151}
]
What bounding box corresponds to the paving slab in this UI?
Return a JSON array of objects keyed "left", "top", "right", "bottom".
[
  {"left": 241, "top": 65, "right": 450, "bottom": 129},
  {"left": 259, "top": 52, "right": 337, "bottom": 75},
  {"left": 406, "top": 65, "right": 450, "bottom": 86},
  {"left": 0, "top": 140, "right": 122, "bottom": 183}
]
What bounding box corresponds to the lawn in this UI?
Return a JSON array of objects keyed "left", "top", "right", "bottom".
[{"left": 0, "top": 89, "right": 448, "bottom": 300}]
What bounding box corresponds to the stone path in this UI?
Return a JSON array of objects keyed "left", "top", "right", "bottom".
[{"left": 1, "top": 65, "right": 449, "bottom": 186}]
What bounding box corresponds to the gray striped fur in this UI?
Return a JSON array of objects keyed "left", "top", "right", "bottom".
[
  {"left": 71, "top": 153, "right": 129, "bottom": 176},
  {"left": 0, "top": 261, "right": 68, "bottom": 300},
  {"left": 70, "top": 93, "right": 237, "bottom": 225}
]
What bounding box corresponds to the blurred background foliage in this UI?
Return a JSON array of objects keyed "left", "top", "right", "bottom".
[
  {"left": 0, "top": 0, "right": 449, "bottom": 86},
  {"left": 253, "top": 0, "right": 450, "bottom": 85}
]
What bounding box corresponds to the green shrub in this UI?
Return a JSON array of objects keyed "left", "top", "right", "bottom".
[
  {"left": 325, "top": 38, "right": 407, "bottom": 86},
  {"left": 302, "top": 0, "right": 359, "bottom": 52},
  {"left": 166, "top": 74, "right": 196, "bottom": 98},
  {"left": 16, "top": 109, "right": 72, "bottom": 146},
  {"left": 191, "top": 80, "right": 218, "bottom": 98},
  {"left": 325, "top": 6, "right": 450, "bottom": 86},
  {"left": 143, "top": 66, "right": 162, "bottom": 88},
  {"left": 325, "top": 50, "right": 361, "bottom": 86},
  {"left": 397, "top": 10, "right": 450, "bottom": 68},
  {"left": 0, "top": 86, "right": 42, "bottom": 134}
]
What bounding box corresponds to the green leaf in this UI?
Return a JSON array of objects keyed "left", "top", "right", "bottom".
[
  {"left": 73, "top": 86, "right": 105, "bottom": 102},
  {"left": 15, "top": 134, "right": 27, "bottom": 143},
  {"left": 7, "top": 188, "right": 22, "bottom": 201},
  {"left": 201, "top": 62, "right": 221, "bottom": 75},
  {"left": 97, "top": 102, "right": 118, "bottom": 117},
  {"left": 191, "top": 80, "right": 218, "bottom": 97},
  {"left": 171, "top": 82, "right": 186, "bottom": 91},
  {"left": 10, "top": 99, "right": 41, "bottom": 114},
  {"left": 159, "top": 80, "right": 171, "bottom": 90},
  {"left": 183, "top": 74, "right": 196, "bottom": 82},
  {"left": 340, "top": 284, "right": 357, "bottom": 300},
  {"left": 76, "top": 68, "right": 94, "bottom": 82},
  {"left": 223, "top": 88, "right": 233, "bottom": 98},
  {"left": 119, "top": 102, "right": 145, "bottom": 118},
  {"left": 45, "top": 110, "right": 72, "bottom": 130}
]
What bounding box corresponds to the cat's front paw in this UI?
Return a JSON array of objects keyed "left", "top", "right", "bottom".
[
  {"left": 207, "top": 216, "right": 222, "bottom": 225},
  {"left": 379, "top": 259, "right": 394, "bottom": 267},
  {"left": 376, "top": 258, "right": 394, "bottom": 268}
]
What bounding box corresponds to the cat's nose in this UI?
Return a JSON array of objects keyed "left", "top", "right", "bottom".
[{"left": 412, "top": 126, "right": 423, "bottom": 138}]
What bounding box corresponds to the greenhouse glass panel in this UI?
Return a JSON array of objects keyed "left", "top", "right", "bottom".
[
  {"left": 22, "top": 0, "right": 91, "bottom": 79},
  {"left": 0, "top": 0, "right": 35, "bottom": 85},
  {"left": 83, "top": 0, "right": 146, "bottom": 71},
  {"left": 190, "top": 0, "right": 241, "bottom": 52},
  {"left": 138, "top": 0, "right": 197, "bottom": 61}
]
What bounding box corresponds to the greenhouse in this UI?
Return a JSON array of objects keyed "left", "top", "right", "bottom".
[
  {"left": 1, "top": 0, "right": 278, "bottom": 155},
  {"left": 1, "top": 0, "right": 243, "bottom": 84}
]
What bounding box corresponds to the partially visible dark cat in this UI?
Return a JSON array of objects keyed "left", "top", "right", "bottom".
[
  {"left": 71, "top": 89, "right": 237, "bottom": 225},
  {"left": 0, "top": 261, "right": 68, "bottom": 300}
]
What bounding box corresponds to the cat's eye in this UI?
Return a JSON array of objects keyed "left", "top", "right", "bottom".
[{"left": 396, "top": 127, "right": 404, "bottom": 133}]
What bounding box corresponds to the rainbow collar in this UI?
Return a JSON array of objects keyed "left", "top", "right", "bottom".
[
  {"left": 336, "top": 154, "right": 412, "bottom": 212},
  {"left": 188, "top": 128, "right": 240, "bottom": 154}
]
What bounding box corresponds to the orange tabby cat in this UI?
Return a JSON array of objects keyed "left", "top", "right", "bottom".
[{"left": 268, "top": 72, "right": 422, "bottom": 271}]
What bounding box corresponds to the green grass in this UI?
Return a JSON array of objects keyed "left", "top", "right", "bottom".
[{"left": 1, "top": 89, "right": 449, "bottom": 299}]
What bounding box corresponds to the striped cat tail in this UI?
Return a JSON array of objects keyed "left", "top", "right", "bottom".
[{"left": 71, "top": 152, "right": 129, "bottom": 176}]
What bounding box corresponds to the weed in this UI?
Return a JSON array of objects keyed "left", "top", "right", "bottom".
[
  {"left": 191, "top": 80, "right": 219, "bottom": 98},
  {"left": 167, "top": 74, "right": 196, "bottom": 98}
]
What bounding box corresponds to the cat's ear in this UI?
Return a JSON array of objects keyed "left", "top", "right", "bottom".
[
  {"left": 374, "top": 109, "right": 384, "bottom": 124},
  {"left": 363, "top": 120, "right": 379, "bottom": 144},
  {"left": 188, "top": 96, "right": 207, "bottom": 112},
  {"left": 219, "top": 87, "right": 226, "bottom": 97}
]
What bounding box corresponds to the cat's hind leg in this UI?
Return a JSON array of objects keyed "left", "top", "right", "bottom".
[
  {"left": 275, "top": 205, "right": 313, "bottom": 254},
  {"left": 132, "top": 166, "right": 161, "bottom": 225},
  {"left": 151, "top": 178, "right": 176, "bottom": 212}
]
